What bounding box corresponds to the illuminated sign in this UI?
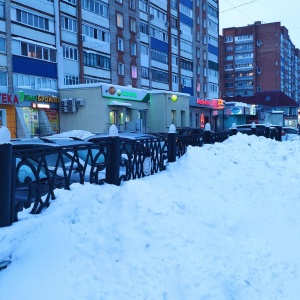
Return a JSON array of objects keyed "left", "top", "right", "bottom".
[
  {"left": 231, "top": 107, "right": 242, "bottom": 115},
  {"left": 0, "top": 93, "right": 19, "bottom": 104},
  {"left": 102, "top": 84, "right": 148, "bottom": 101},
  {"left": 32, "top": 103, "right": 51, "bottom": 109},
  {"left": 196, "top": 98, "right": 224, "bottom": 109},
  {"left": 17, "top": 91, "right": 60, "bottom": 104},
  {"left": 171, "top": 94, "right": 178, "bottom": 102}
]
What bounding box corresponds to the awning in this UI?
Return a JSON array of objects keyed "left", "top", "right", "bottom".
[{"left": 108, "top": 100, "right": 132, "bottom": 107}]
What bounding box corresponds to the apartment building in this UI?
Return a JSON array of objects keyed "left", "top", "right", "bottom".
[
  {"left": 0, "top": 0, "right": 221, "bottom": 137},
  {"left": 220, "top": 21, "right": 300, "bottom": 104}
]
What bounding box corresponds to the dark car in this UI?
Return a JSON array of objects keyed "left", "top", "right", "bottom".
[
  {"left": 281, "top": 127, "right": 299, "bottom": 141},
  {"left": 176, "top": 127, "right": 204, "bottom": 135}
]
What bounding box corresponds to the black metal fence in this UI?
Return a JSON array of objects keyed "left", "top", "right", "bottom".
[{"left": 0, "top": 124, "right": 283, "bottom": 228}]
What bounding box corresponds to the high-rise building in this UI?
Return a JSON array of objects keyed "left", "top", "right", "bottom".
[
  {"left": 219, "top": 21, "right": 300, "bottom": 103},
  {"left": 0, "top": 0, "right": 220, "bottom": 136}
]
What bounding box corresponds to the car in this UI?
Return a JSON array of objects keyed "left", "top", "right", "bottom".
[
  {"left": 235, "top": 123, "right": 278, "bottom": 138},
  {"left": 281, "top": 127, "right": 299, "bottom": 141},
  {"left": 176, "top": 127, "right": 204, "bottom": 135}
]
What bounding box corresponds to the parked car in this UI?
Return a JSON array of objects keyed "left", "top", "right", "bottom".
[
  {"left": 235, "top": 123, "right": 278, "bottom": 138},
  {"left": 281, "top": 127, "right": 299, "bottom": 141},
  {"left": 176, "top": 127, "right": 204, "bottom": 135}
]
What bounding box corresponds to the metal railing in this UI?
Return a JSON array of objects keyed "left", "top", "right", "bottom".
[{"left": 0, "top": 124, "right": 283, "bottom": 227}]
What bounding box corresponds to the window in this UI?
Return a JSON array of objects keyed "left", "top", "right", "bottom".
[
  {"left": 64, "top": 74, "right": 79, "bottom": 86},
  {"left": 150, "top": 6, "right": 167, "bottom": 22},
  {"left": 131, "top": 43, "right": 137, "bottom": 56},
  {"left": 207, "top": 5, "right": 217, "bottom": 18},
  {"left": 131, "top": 66, "right": 137, "bottom": 78},
  {"left": 116, "top": 0, "right": 123, "bottom": 3},
  {"left": 130, "top": 19, "right": 137, "bottom": 33},
  {"left": 141, "top": 66, "right": 149, "bottom": 78},
  {"left": 172, "top": 74, "right": 178, "bottom": 84},
  {"left": 140, "top": 22, "right": 148, "bottom": 35},
  {"left": 172, "top": 55, "right": 178, "bottom": 66},
  {"left": 83, "top": 52, "right": 111, "bottom": 70},
  {"left": 21, "top": 42, "right": 56, "bottom": 62},
  {"left": 0, "top": 37, "right": 5, "bottom": 53},
  {"left": 61, "top": 15, "right": 77, "bottom": 32},
  {"left": 179, "top": 3, "right": 192, "bottom": 17},
  {"left": 180, "top": 58, "right": 193, "bottom": 71},
  {"left": 118, "top": 38, "right": 124, "bottom": 51},
  {"left": 224, "top": 36, "right": 233, "bottom": 43},
  {"left": 141, "top": 44, "right": 149, "bottom": 55},
  {"left": 13, "top": 73, "right": 57, "bottom": 90},
  {"left": 82, "top": 0, "right": 109, "bottom": 17},
  {"left": 171, "top": 0, "right": 177, "bottom": 9},
  {"left": 151, "top": 49, "right": 168, "bottom": 64},
  {"left": 150, "top": 26, "right": 168, "bottom": 42},
  {"left": 117, "top": 13, "right": 124, "bottom": 28},
  {"left": 181, "top": 76, "right": 192, "bottom": 87},
  {"left": 151, "top": 68, "right": 168, "bottom": 83},
  {"left": 171, "top": 36, "right": 178, "bottom": 47},
  {"left": 118, "top": 63, "right": 125, "bottom": 75},
  {"left": 63, "top": 45, "right": 78, "bottom": 60},
  {"left": 0, "top": 2, "right": 4, "bottom": 18},
  {"left": 0, "top": 72, "right": 7, "bottom": 86},
  {"left": 180, "top": 40, "right": 192, "bottom": 54},
  {"left": 82, "top": 24, "right": 110, "bottom": 42},
  {"left": 171, "top": 17, "right": 177, "bottom": 28},
  {"left": 129, "top": 0, "right": 136, "bottom": 10},
  {"left": 139, "top": 0, "right": 148, "bottom": 12},
  {"left": 16, "top": 9, "right": 49, "bottom": 31}
]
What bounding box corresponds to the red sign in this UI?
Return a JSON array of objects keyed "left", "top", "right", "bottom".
[
  {"left": 0, "top": 93, "right": 19, "bottom": 104},
  {"left": 196, "top": 98, "right": 224, "bottom": 109}
]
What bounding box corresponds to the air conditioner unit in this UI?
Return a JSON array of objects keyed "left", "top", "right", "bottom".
[
  {"left": 67, "top": 98, "right": 75, "bottom": 105},
  {"left": 76, "top": 99, "right": 85, "bottom": 106},
  {"left": 61, "top": 107, "right": 68, "bottom": 113},
  {"left": 80, "top": 34, "right": 86, "bottom": 42},
  {"left": 150, "top": 14, "right": 154, "bottom": 20},
  {"left": 60, "top": 99, "right": 68, "bottom": 106}
]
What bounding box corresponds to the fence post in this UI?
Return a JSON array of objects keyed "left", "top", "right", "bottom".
[
  {"left": 250, "top": 122, "right": 257, "bottom": 135},
  {"left": 203, "top": 123, "right": 213, "bottom": 144},
  {"left": 0, "top": 127, "right": 12, "bottom": 227},
  {"left": 230, "top": 123, "right": 238, "bottom": 136},
  {"left": 265, "top": 122, "right": 270, "bottom": 138},
  {"left": 168, "top": 124, "right": 177, "bottom": 163},
  {"left": 105, "top": 125, "right": 121, "bottom": 186},
  {"left": 274, "top": 123, "right": 282, "bottom": 141}
]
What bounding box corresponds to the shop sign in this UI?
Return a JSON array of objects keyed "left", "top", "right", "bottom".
[
  {"left": 17, "top": 91, "right": 60, "bottom": 104},
  {"left": 196, "top": 98, "right": 224, "bottom": 109},
  {"left": 231, "top": 107, "right": 243, "bottom": 115},
  {"left": 102, "top": 84, "right": 148, "bottom": 101},
  {"left": 0, "top": 93, "right": 19, "bottom": 104}
]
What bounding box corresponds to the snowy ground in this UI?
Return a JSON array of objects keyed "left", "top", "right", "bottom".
[{"left": 1, "top": 133, "right": 300, "bottom": 299}]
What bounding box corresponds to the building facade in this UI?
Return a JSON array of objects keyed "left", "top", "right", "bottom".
[
  {"left": 0, "top": 0, "right": 220, "bottom": 137},
  {"left": 220, "top": 21, "right": 300, "bottom": 104}
]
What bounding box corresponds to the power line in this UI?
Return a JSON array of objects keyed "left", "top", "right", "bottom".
[{"left": 220, "top": 0, "right": 258, "bottom": 13}]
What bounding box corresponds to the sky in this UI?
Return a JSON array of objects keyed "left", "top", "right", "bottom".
[
  {"left": 219, "top": 0, "right": 300, "bottom": 48},
  {"left": 1, "top": 131, "right": 300, "bottom": 299}
]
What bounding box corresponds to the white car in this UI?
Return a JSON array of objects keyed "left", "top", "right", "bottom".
[{"left": 281, "top": 127, "right": 299, "bottom": 141}]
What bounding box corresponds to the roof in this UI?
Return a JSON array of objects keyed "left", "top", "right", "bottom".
[{"left": 223, "top": 91, "right": 299, "bottom": 107}]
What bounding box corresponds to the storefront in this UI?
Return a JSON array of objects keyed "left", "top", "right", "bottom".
[
  {"left": 0, "top": 90, "right": 60, "bottom": 138},
  {"left": 224, "top": 102, "right": 256, "bottom": 128},
  {"left": 59, "top": 84, "right": 190, "bottom": 134},
  {"left": 189, "top": 98, "right": 225, "bottom": 131}
]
